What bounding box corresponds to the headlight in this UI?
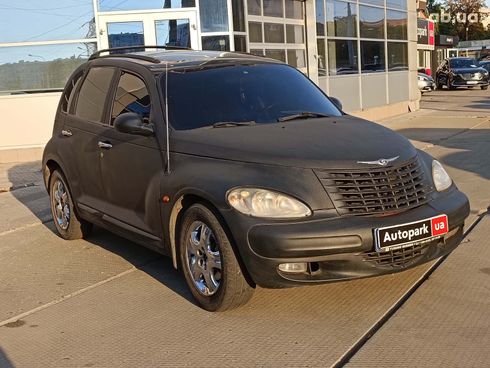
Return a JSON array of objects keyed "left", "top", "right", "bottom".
[
  {"left": 227, "top": 188, "right": 311, "bottom": 218},
  {"left": 418, "top": 76, "right": 424, "bottom": 81},
  {"left": 432, "top": 160, "right": 452, "bottom": 191}
]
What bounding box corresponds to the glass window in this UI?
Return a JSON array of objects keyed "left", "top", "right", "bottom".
[
  {"left": 0, "top": 43, "right": 96, "bottom": 94},
  {"left": 387, "top": 10, "right": 408, "bottom": 40},
  {"left": 234, "top": 35, "right": 247, "bottom": 52},
  {"left": 328, "top": 39, "right": 359, "bottom": 75},
  {"left": 61, "top": 71, "right": 84, "bottom": 113},
  {"left": 75, "top": 67, "right": 115, "bottom": 123},
  {"left": 360, "top": 41, "right": 385, "bottom": 73},
  {"left": 316, "top": 0, "right": 326, "bottom": 36},
  {"left": 263, "top": 0, "right": 283, "bottom": 17},
  {"left": 232, "top": 0, "right": 246, "bottom": 32},
  {"left": 156, "top": 19, "right": 190, "bottom": 47},
  {"left": 0, "top": 0, "right": 95, "bottom": 43},
  {"left": 165, "top": 63, "right": 342, "bottom": 130},
  {"left": 247, "top": 0, "right": 261, "bottom": 15},
  {"left": 202, "top": 36, "right": 230, "bottom": 51},
  {"left": 265, "top": 49, "right": 286, "bottom": 62},
  {"left": 317, "top": 39, "right": 327, "bottom": 76},
  {"left": 286, "top": 25, "right": 304, "bottom": 44},
  {"left": 249, "top": 22, "right": 263, "bottom": 43},
  {"left": 111, "top": 72, "right": 151, "bottom": 124},
  {"left": 287, "top": 50, "right": 306, "bottom": 68},
  {"left": 387, "top": 42, "right": 408, "bottom": 71},
  {"left": 386, "top": 0, "right": 407, "bottom": 10},
  {"left": 264, "top": 23, "right": 285, "bottom": 43},
  {"left": 326, "top": 0, "right": 358, "bottom": 38},
  {"left": 285, "top": 1, "right": 304, "bottom": 19},
  {"left": 359, "top": 0, "right": 384, "bottom": 7},
  {"left": 108, "top": 22, "right": 145, "bottom": 49},
  {"left": 99, "top": 0, "right": 195, "bottom": 11},
  {"left": 250, "top": 49, "right": 264, "bottom": 56},
  {"left": 359, "top": 6, "right": 385, "bottom": 39},
  {"left": 200, "top": 0, "right": 229, "bottom": 32}
]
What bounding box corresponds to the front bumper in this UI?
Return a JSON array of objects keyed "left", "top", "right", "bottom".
[
  {"left": 232, "top": 188, "right": 469, "bottom": 288},
  {"left": 418, "top": 80, "right": 435, "bottom": 91},
  {"left": 451, "top": 79, "right": 488, "bottom": 88}
]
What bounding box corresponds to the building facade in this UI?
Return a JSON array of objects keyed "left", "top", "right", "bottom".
[{"left": 0, "top": 0, "right": 419, "bottom": 162}]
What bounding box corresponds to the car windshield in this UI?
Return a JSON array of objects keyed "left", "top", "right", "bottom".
[
  {"left": 163, "top": 63, "right": 342, "bottom": 130},
  {"left": 449, "top": 58, "right": 479, "bottom": 69}
]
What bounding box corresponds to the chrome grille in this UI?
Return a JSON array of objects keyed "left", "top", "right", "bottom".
[
  {"left": 314, "top": 156, "right": 432, "bottom": 216},
  {"left": 462, "top": 72, "right": 481, "bottom": 80}
]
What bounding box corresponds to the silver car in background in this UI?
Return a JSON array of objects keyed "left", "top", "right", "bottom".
[{"left": 418, "top": 72, "right": 436, "bottom": 93}]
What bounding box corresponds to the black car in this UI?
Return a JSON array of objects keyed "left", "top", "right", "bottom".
[
  {"left": 42, "top": 46, "right": 470, "bottom": 311},
  {"left": 436, "top": 57, "right": 489, "bottom": 90}
]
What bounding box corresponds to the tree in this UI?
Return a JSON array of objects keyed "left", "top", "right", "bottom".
[{"left": 444, "top": 0, "right": 487, "bottom": 40}]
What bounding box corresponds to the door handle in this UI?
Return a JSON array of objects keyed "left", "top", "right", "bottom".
[
  {"left": 61, "top": 129, "right": 72, "bottom": 137},
  {"left": 98, "top": 141, "right": 113, "bottom": 149}
]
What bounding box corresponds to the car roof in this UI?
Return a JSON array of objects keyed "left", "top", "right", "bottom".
[{"left": 90, "top": 49, "right": 283, "bottom": 71}]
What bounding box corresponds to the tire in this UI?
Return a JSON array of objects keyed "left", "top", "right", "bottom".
[
  {"left": 446, "top": 78, "right": 454, "bottom": 90},
  {"left": 49, "top": 170, "right": 92, "bottom": 240},
  {"left": 435, "top": 77, "right": 443, "bottom": 90},
  {"left": 178, "top": 203, "right": 254, "bottom": 311},
  {"left": 481, "top": 85, "right": 488, "bottom": 90}
]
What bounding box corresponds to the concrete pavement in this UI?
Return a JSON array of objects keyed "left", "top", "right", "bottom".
[{"left": 0, "top": 89, "right": 489, "bottom": 367}]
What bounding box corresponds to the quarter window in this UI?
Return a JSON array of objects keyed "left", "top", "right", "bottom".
[
  {"left": 75, "top": 67, "right": 115, "bottom": 123},
  {"left": 111, "top": 72, "right": 151, "bottom": 124}
]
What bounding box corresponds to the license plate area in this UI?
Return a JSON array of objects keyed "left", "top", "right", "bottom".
[
  {"left": 467, "top": 81, "right": 478, "bottom": 84},
  {"left": 374, "top": 215, "right": 448, "bottom": 252}
]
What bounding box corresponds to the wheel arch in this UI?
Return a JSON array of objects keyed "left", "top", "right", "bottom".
[{"left": 168, "top": 191, "right": 255, "bottom": 287}]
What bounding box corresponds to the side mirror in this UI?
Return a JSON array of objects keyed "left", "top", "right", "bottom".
[
  {"left": 114, "top": 113, "right": 154, "bottom": 137},
  {"left": 330, "top": 97, "right": 343, "bottom": 111}
]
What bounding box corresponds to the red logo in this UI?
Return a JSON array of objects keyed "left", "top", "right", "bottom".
[{"left": 431, "top": 215, "right": 448, "bottom": 236}]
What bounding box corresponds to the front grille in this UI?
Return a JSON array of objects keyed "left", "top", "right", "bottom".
[
  {"left": 363, "top": 241, "right": 431, "bottom": 267},
  {"left": 314, "top": 156, "right": 432, "bottom": 216},
  {"left": 461, "top": 72, "right": 482, "bottom": 80}
]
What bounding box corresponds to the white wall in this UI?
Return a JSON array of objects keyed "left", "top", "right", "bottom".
[{"left": 0, "top": 92, "right": 60, "bottom": 150}]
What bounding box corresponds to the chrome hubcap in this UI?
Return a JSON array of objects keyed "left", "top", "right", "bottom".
[
  {"left": 186, "top": 221, "right": 222, "bottom": 296},
  {"left": 52, "top": 180, "right": 70, "bottom": 230}
]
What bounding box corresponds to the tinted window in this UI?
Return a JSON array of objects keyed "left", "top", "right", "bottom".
[
  {"left": 326, "top": 0, "right": 357, "bottom": 38},
  {"left": 361, "top": 41, "right": 385, "bottom": 73},
  {"left": 387, "top": 10, "right": 408, "bottom": 40},
  {"left": 165, "top": 63, "right": 342, "bottom": 130},
  {"left": 61, "top": 70, "right": 84, "bottom": 113},
  {"left": 359, "top": 6, "right": 385, "bottom": 39},
  {"left": 111, "top": 72, "right": 151, "bottom": 124},
  {"left": 388, "top": 42, "right": 408, "bottom": 71},
  {"left": 75, "top": 67, "right": 115, "bottom": 123},
  {"left": 328, "top": 40, "right": 359, "bottom": 75}
]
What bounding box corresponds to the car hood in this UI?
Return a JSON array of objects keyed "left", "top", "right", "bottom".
[
  {"left": 452, "top": 67, "right": 487, "bottom": 74},
  {"left": 170, "top": 115, "right": 417, "bottom": 169}
]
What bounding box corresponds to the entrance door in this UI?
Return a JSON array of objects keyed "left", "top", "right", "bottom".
[{"left": 98, "top": 11, "right": 198, "bottom": 50}]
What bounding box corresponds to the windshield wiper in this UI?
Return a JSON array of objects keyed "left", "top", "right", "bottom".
[
  {"left": 277, "top": 112, "right": 333, "bottom": 122},
  {"left": 212, "top": 121, "right": 256, "bottom": 128}
]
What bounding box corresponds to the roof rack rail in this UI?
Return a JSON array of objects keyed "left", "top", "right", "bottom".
[{"left": 88, "top": 45, "right": 191, "bottom": 61}]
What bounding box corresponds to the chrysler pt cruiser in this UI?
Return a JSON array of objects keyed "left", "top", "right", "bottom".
[{"left": 42, "top": 47, "right": 470, "bottom": 311}]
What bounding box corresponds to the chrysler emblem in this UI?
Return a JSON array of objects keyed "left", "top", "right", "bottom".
[{"left": 357, "top": 156, "right": 399, "bottom": 166}]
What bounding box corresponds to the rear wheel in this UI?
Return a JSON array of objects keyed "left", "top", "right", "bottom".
[
  {"left": 178, "top": 203, "right": 254, "bottom": 311},
  {"left": 435, "top": 76, "right": 443, "bottom": 90},
  {"left": 49, "top": 170, "right": 92, "bottom": 240}
]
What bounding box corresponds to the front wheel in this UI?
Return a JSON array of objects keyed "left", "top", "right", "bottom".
[
  {"left": 178, "top": 204, "right": 254, "bottom": 311},
  {"left": 49, "top": 170, "right": 92, "bottom": 240}
]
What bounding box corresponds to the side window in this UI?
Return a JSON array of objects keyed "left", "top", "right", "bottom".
[
  {"left": 75, "top": 67, "right": 116, "bottom": 123},
  {"left": 61, "top": 70, "right": 83, "bottom": 114},
  {"left": 111, "top": 72, "right": 151, "bottom": 124}
]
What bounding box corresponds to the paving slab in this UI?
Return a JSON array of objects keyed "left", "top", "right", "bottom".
[{"left": 346, "top": 215, "right": 490, "bottom": 368}]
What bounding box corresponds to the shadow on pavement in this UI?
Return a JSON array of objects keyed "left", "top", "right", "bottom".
[
  {"left": 5, "top": 163, "right": 195, "bottom": 306},
  {"left": 0, "top": 348, "right": 15, "bottom": 368}
]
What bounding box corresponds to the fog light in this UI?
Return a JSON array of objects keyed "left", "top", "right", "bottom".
[{"left": 278, "top": 262, "right": 308, "bottom": 273}]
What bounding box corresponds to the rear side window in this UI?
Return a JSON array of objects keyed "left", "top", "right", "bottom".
[
  {"left": 75, "top": 67, "right": 115, "bottom": 123},
  {"left": 61, "top": 71, "right": 83, "bottom": 113},
  {"left": 111, "top": 72, "right": 151, "bottom": 124}
]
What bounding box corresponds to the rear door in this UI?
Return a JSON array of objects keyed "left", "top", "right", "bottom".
[
  {"left": 62, "top": 66, "right": 117, "bottom": 212},
  {"left": 98, "top": 69, "right": 164, "bottom": 239}
]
